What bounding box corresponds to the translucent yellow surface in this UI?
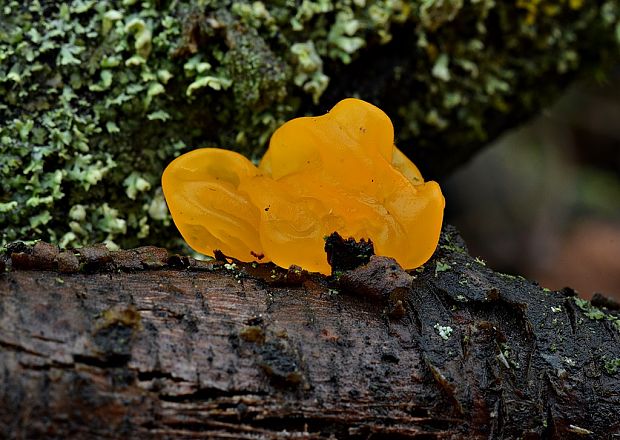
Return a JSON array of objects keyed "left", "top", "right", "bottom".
[{"left": 162, "top": 98, "right": 445, "bottom": 274}]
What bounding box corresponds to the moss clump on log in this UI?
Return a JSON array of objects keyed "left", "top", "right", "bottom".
[{"left": 1, "top": 0, "right": 619, "bottom": 250}]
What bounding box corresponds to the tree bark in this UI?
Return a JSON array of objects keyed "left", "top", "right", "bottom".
[{"left": 1, "top": 227, "right": 619, "bottom": 439}]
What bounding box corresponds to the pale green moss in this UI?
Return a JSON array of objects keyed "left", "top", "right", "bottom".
[{"left": 0, "top": 0, "right": 618, "bottom": 249}]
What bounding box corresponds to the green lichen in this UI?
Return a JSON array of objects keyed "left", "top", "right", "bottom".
[
  {"left": 574, "top": 297, "right": 607, "bottom": 320},
  {"left": 435, "top": 260, "right": 451, "bottom": 276},
  {"left": 498, "top": 342, "right": 520, "bottom": 369},
  {"left": 573, "top": 297, "right": 620, "bottom": 333},
  {"left": 1, "top": 0, "right": 619, "bottom": 249},
  {"left": 603, "top": 357, "right": 620, "bottom": 375}
]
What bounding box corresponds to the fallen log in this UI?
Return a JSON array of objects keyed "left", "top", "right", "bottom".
[{"left": 1, "top": 227, "right": 619, "bottom": 439}]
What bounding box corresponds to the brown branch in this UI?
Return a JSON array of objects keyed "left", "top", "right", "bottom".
[{"left": 1, "top": 227, "right": 619, "bottom": 439}]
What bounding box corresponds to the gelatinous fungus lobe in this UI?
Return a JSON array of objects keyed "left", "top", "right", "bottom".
[
  {"left": 161, "top": 148, "right": 263, "bottom": 259},
  {"left": 162, "top": 98, "right": 445, "bottom": 274}
]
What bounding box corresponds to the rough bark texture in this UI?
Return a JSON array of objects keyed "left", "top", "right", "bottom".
[{"left": 1, "top": 227, "right": 619, "bottom": 439}]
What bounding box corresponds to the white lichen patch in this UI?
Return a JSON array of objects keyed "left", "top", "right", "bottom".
[{"left": 434, "top": 323, "right": 454, "bottom": 340}]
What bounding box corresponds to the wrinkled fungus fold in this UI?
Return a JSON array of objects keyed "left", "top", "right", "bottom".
[{"left": 162, "top": 98, "right": 445, "bottom": 274}]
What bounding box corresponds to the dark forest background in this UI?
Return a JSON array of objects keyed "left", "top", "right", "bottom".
[{"left": 446, "top": 70, "right": 620, "bottom": 301}]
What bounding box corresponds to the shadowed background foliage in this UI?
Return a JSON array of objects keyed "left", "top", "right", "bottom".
[{"left": 445, "top": 75, "right": 620, "bottom": 299}]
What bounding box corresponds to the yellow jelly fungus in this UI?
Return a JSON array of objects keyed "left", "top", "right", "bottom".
[{"left": 162, "top": 98, "right": 445, "bottom": 275}]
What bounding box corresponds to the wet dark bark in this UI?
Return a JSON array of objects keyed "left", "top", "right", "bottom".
[{"left": 1, "top": 227, "right": 619, "bottom": 439}]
